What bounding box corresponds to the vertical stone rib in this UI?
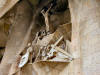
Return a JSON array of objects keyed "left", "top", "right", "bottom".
[{"left": 68, "top": 0, "right": 100, "bottom": 75}]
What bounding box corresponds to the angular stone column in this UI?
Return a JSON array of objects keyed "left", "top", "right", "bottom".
[
  {"left": 68, "top": 0, "right": 100, "bottom": 75},
  {"left": 0, "top": 0, "right": 33, "bottom": 75}
]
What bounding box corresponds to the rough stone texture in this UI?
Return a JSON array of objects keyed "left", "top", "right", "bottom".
[
  {"left": 69, "top": 0, "right": 100, "bottom": 75},
  {"left": 0, "top": 0, "right": 99, "bottom": 75},
  {"left": 0, "top": 11, "right": 15, "bottom": 47},
  {"left": 0, "top": 0, "right": 19, "bottom": 18},
  {"left": 0, "top": 0, "right": 33, "bottom": 75}
]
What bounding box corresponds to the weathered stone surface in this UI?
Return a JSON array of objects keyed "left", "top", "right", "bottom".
[
  {"left": 0, "top": 0, "right": 33, "bottom": 74},
  {"left": 69, "top": 0, "right": 100, "bottom": 75},
  {"left": 0, "top": 0, "right": 19, "bottom": 18}
]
